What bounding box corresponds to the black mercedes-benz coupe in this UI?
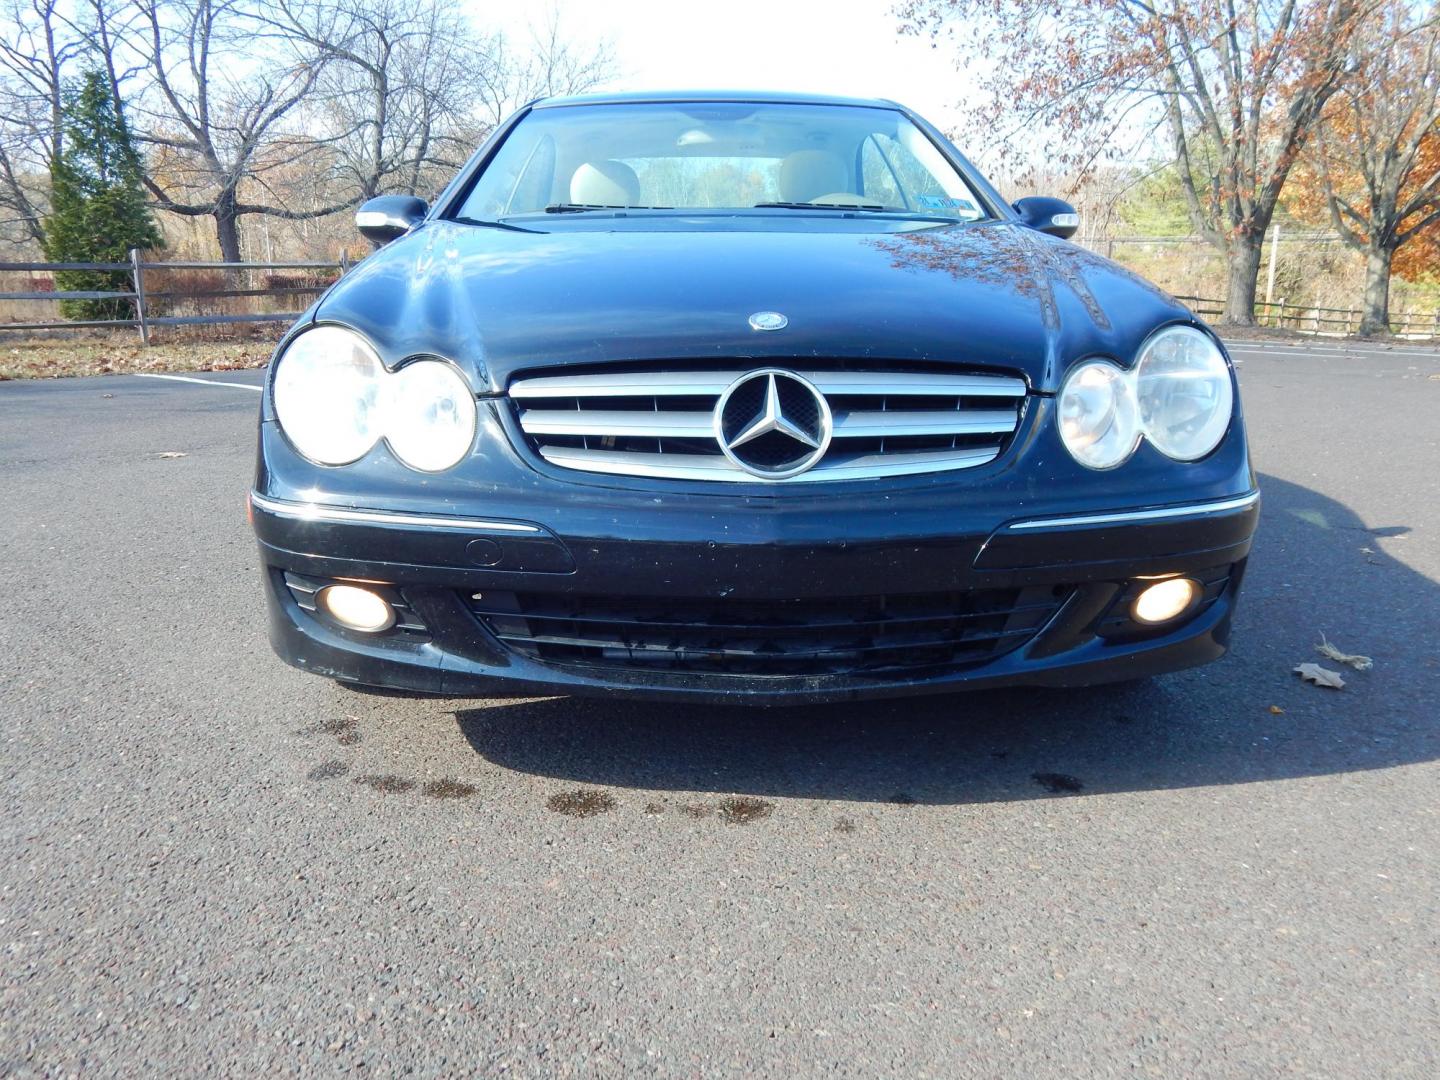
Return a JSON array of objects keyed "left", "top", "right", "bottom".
[{"left": 249, "top": 90, "right": 1258, "bottom": 705}]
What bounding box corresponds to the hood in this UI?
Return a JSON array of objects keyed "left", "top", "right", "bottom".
[{"left": 315, "top": 217, "right": 1193, "bottom": 394}]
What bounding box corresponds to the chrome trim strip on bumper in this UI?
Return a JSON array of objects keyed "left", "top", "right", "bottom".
[
  {"left": 1007, "top": 491, "right": 1260, "bottom": 531},
  {"left": 249, "top": 493, "right": 541, "bottom": 533},
  {"left": 252, "top": 490, "right": 1258, "bottom": 538}
]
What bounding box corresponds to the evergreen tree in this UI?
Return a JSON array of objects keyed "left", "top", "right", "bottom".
[{"left": 41, "top": 70, "right": 163, "bottom": 321}]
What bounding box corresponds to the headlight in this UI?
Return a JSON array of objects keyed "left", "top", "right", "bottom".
[
  {"left": 384, "top": 360, "right": 477, "bottom": 472},
  {"left": 272, "top": 326, "right": 384, "bottom": 465},
  {"left": 1057, "top": 359, "right": 1140, "bottom": 469},
  {"left": 1134, "top": 326, "right": 1234, "bottom": 461},
  {"left": 271, "top": 327, "right": 476, "bottom": 471},
  {"left": 1058, "top": 327, "right": 1233, "bottom": 469}
]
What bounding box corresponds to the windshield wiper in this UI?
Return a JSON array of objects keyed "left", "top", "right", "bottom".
[
  {"left": 450, "top": 214, "right": 540, "bottom": 233},
  {"left": 543, "top": 203, "right": 674, "bottom": 213},
  {"left": 753, "top": 201, "right": 889, "bottom": 212}
]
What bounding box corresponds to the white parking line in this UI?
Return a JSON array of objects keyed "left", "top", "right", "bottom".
[{"left": 135, "top": 372, "right": 263, "bottom": 392}]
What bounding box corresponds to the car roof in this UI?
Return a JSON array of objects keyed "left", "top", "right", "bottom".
[{"left": 531, "top": 89, "right": 904, "bottom": 111}]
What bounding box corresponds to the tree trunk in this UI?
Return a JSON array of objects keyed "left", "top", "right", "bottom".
[
  {"left": 1358, "top": 245, "right": 1392, "bottom": 337},
  {"left": 1222, "top": 237, "right": 1262, "bottom": 326},
  {"left": 214, "top": 189, "right": 242, "bottom": 262}
]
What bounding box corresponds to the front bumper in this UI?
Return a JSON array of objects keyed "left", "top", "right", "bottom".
[{"left": 251, "top": 487, "right": 1258, "bottom": 705}]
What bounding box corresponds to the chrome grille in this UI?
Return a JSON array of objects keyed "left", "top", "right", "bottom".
[{"left": 508, "top": 366, "right": 1027, "bottom": 483}]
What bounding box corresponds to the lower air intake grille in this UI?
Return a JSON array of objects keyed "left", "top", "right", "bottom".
[
  {"left": 466, "top": 587, "right": 1067, "bottom": 676},
  {"left": 508, "top": 363, "right": 1027, "bottom": 483}
]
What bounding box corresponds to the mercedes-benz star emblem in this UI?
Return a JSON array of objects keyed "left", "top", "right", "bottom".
[
  {"left": 748, "top": 311, "right": 788, "bottom": 331},
  {"left": 714, "top": 369, "right": 832, "bottom": 479}
]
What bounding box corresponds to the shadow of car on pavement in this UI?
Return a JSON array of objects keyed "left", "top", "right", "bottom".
[{"left": 453, "top": 473, "right": 1438, "bottom": 804}]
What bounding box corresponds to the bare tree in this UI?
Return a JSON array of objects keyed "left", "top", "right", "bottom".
[
  {"left": 473, "top": 9, "right": 618, "bottom": 132},
  {"left": 122, "top": 0, "right": 342, "bottom": 261},
  {"left": 899, "top": 0, "right": 1364, "bottom": 324},
  {"left": 0, "top": 0, "right": 617, "bottom": 258},
  {"left": 0, "top": 0, "right": 80, "bottom": 244},
  {"left": 1304, "top": 0, "right": 1440, "bottom": 335},
  {"left": 262, "top": 0, "right": 496, "bottom": 202},
  {"left": 81, "top": 0, "right": 151, "bottom": 139}
]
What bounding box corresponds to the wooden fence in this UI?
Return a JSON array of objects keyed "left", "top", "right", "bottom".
[
  {"left": 0, "top": 250, "right": 350, "bottom": 343},
  {"left": 4, "top": 253, "right": 1438, "bottom": 341},
  {"left": 1174, "top": 295, "right": 1440, "bottom": 338}
]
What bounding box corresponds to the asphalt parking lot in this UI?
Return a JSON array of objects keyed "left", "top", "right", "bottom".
[{"left": 2, "top": 337, "right": 1438, "bottom": 1076}]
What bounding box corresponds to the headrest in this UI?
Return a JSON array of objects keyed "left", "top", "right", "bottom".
[
  {"left": 779, "top": 151, "right": 847, "bottom": 203},
  {"left": 569, "top": 160, "right": 641, "bottom": 207}
]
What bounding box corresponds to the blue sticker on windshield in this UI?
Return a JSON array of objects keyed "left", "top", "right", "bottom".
[{"left": 918, "top": 195, "right": 980, "bottom": 216}]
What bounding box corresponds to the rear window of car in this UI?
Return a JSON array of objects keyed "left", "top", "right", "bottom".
[{"left": 452, "top": 101, "right": 988, "bottom": 222}]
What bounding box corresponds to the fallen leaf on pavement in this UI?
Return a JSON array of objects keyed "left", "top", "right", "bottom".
[
  {"left": 1268, "top": 705, "right": 1285, "bottom": 714},
  {"left": 1294, "top": 663, "right": 1345, "bottom": 689},
  {"left": 1316, "top": 634, "right": 1373, "bottom": 671}
]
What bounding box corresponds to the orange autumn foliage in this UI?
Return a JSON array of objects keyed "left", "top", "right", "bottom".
[
  {"left": 1392, "top": 135, "right": 1440, "bottom": 281},
  {"left": 1289, "top": 115, "right": 1439, "bottom": 283},
  {"left": 1284, "top": 2, "right": 1440, "bottom": 288}
]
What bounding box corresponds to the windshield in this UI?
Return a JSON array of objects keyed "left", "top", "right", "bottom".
[{"left": 452, "top": 102, "right": 989, "bottom": 222}]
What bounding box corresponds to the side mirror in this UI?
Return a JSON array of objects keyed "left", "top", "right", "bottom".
[
  {"left": 355, "top": 195, "right": 428, "bottom": 246},
  {"left": 1013, "top": 196, "right": 1079, "bottom": 240}
]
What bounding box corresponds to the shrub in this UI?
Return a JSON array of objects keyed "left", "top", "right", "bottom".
[{"left": 40, "top": 71, "right": 162, "bottom": 321}]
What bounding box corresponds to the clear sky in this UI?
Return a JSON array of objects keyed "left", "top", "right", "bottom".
[{"left": 493, "top": 0, "right": 979, "bottom": 133}]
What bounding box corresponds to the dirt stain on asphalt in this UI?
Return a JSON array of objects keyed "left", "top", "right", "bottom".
[
  {"left": 679, "top": 803, "right": 712, "bottom": 819},
  {"left": 422, "top": 779, "right": 477, "bottom": 800},
  {"left": 353, "top": 774, "right": 415, "bottom": 794},
  {"left": 1032, "top": 772, "right": 1085, "bottom": 794},
  {"left": 306, "top": 760, "right": 350, "bottom": 781},
  {"left": 298, "top": 717, "right": 360, "bottom": 746},
  {"left": 546, "top": 789, "right": 616, "bottom": 817},
  {"left": 717, "top": 796, "right": 774, "bottom": 825},
  {"left": 643, "top": 802, "right": 665, "bottom": 815},
  {"left": 834, "top": 817, "right": 857, "bottom": 834}
]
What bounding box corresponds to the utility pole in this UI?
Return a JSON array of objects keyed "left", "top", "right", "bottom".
[{"left": 1265, "top": 222, "right": 1281, "bottom": 309}]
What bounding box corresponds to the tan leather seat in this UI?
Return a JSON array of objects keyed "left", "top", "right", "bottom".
[
  {"left": 569, "top": 160, "right": 641, "bottom": 206},
  {"left": 778, "top": 151, "right": 851, "bottom": 203}
]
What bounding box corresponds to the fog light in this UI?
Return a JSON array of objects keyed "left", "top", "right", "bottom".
[
  {"left": 317, "top": 584, "right": 395, "bottom": 633},
  {"left": 1132, "top": 577, "right": 1200, "bottom": 625}
]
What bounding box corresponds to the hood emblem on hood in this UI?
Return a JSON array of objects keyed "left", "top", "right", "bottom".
[
  {"left": 748, "top": 311, "right": 788, "bottom": 331},
  {"left": 714, "top": 369, "right": 833, "bottom": 479}
]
